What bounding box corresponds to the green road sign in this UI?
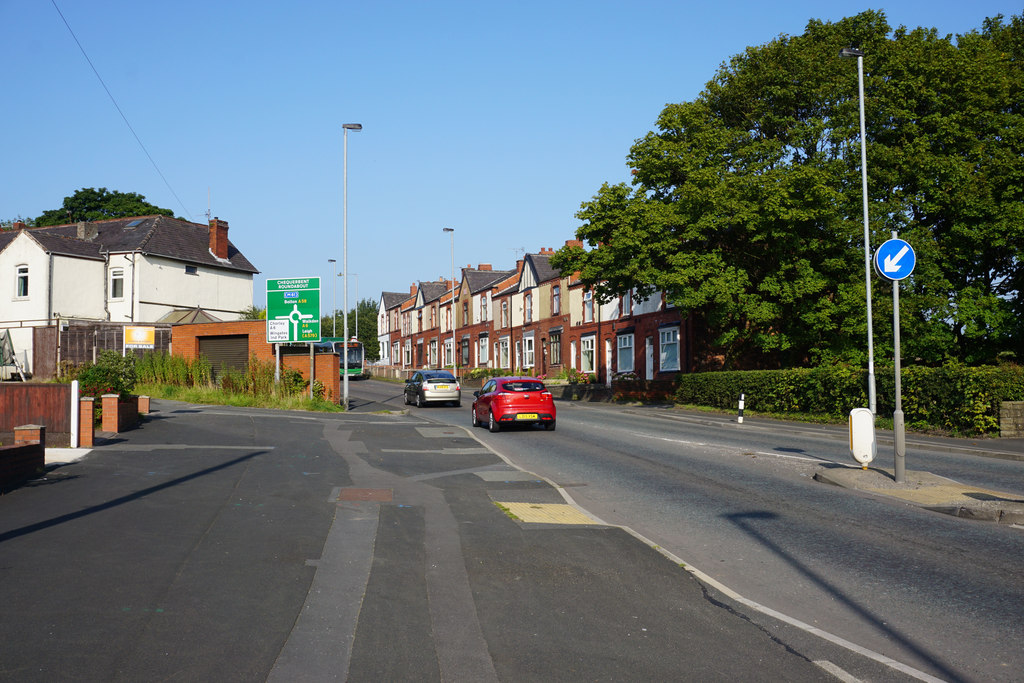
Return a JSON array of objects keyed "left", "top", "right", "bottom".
[{"left": 266, "top": 277, "right": 321, "bottom": 344}]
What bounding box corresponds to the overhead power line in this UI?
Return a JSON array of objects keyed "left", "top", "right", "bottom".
[{"left": 50, "top": 0, "right": 192, "bottom": 220}]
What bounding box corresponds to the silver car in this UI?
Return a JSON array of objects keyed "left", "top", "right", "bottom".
[{"left": 404, "top": 370, "right": 461, "bottom": 407}]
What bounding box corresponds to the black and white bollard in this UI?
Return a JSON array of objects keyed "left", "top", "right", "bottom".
[{"left": 737, "top": 393, "right": 745, "bottom": 424}]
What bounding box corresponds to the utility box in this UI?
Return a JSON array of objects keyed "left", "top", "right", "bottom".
[{"left": 849, "top": 408, "right": 876, "bottom": 467}]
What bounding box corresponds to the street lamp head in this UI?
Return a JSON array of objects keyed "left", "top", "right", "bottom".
[
  {"left": 328, "top": 258, "right": 336, "bottom": 263},
  {"left": 839, "top": 47, "right": 864, "bottom": 58},
  {"left": 343, "top": 123, "right": 362, "bottom": 131},
  {"left": 443, "top": 227, "right": 454, "bottom": 233}
]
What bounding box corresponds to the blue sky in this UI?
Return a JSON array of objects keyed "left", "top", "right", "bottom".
[{"left": 3, "top": 1, "right": 1019, "bottom": 313}]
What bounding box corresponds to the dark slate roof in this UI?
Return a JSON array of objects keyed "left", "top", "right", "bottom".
[
  {"left": 464, "top": 268, "right": 515, "bottom": 294},
  {"left": 525, "top": 253, "right": 560, "bottom": 283},
  {"left": 381, "top": 291, "right": 409, "bottom": 310},
  {"left": 12, "top": 216, "right": 258, "bottom": 273},
  {"left": 417, "top": 281, "right": 450, "bottom": 305},
  {"left": 0, "top": 231, "right": 19, "bottom": 251},
  {"left": 25, "top": 231, "right": 105, "bottom": 260}
]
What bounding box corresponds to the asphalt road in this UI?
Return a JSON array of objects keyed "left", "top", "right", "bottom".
[
  {"left": 0, "top": 394, "right": 860, "bottom": 682},
  {"left": 368, "top": 378, "right": 1024, "bottom": 683}
]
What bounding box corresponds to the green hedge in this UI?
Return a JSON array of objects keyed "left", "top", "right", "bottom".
[{"left": 675, "top": 362, "right": 1024, "bottom": 436}]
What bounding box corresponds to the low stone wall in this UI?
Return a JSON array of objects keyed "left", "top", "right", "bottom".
[
  {"left": 549, "top": 384, "right": 614, "bottom": 402},
  {"left": 1001, "top": 401, "right": 1024, "bottom": 438}
]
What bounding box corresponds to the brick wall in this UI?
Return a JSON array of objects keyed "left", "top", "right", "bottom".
[
  {"left": 1, "top": 425, "right": 45, "bottom": 491},
  {"left": 171, "top": 321, "right": 340, "bottom": 403},
  {"left": 172, "top": 321, "right": 271, "bottom": 363}
]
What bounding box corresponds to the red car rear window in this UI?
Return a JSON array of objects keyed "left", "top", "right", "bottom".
[{"left": 501, "top": 381, "right": 545, "bottom": 392}]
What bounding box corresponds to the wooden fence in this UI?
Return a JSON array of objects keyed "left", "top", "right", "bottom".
[{"left": 0, "top": 383, "right": 71, "bottom": 434}]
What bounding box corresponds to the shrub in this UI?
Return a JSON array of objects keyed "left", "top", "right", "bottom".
[
  {"left": 76, "top": 350, "right": 137, "bottom": 400},
  {"left": 674, "top": 362, "right": 1024, "bottom": 436}
]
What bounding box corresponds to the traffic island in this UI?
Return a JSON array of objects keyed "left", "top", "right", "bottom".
[{"left": 814, "top": 465, "right": 1024, "bottom": 525}]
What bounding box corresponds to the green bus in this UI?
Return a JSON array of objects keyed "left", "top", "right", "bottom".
[{"left": 323, "top": 337, "right": 366, "bottom": 378}]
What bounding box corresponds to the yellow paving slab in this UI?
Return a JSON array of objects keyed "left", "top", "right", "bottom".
[
  {"left": 865, "top": 484, "right": 1023, "bottom": 506},
  {"left": 496, "top": 502, "right": 600, "bottom": 525}
]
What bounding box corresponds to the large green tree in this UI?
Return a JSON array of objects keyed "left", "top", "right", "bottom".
[
  {"left": 553, "top": 10, "right": 1023, "bottom": 369},
  {"left": 322, "top": 298, "right": 380, "bottom": 362},
  {"left": 34, "top": 187, "right": 174, "bottom": 226}
]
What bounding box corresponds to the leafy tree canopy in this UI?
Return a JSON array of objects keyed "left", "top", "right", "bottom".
[
  {"left": 553, "top": 10, "right": 1023, "bottom": 369},
  {"left": 322, "top": 298, "right": 380, "bottom": 362},
  {"left": 239, "top": 305, "right": 266, "bottom": 321},
  {"left": 34, "top": 187, "right": 174, "bottom": 226}
]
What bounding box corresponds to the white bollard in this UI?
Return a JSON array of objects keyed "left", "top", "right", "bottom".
[{"left": 737, "top": 393, "right": 745, "bottom": 424}]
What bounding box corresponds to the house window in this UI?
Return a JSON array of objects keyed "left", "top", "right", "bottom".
[
  {"left": 621, "top": 290, "right": 632, "bottom": 317},
  {"left": 617, "top": 334, "right": 634, "bottom": 373},
  {"left": 581, "top": 335, "right": 595, "bottom": 373},
  {"left": 430, "top": 307, "right": 436, "bottom": 329},
  {"left": 659, "top": 327, "right": 680, "bottom": 372},
  {"left": 479, "top": 337, "right": 489, "bottom": 365},
  {"left": 549, "top": 332, "right": 562, "bottom": 365},
  {"left": 15, "top": 265, "right": 29, "bottom": 298},
  {"left": 403, "top": 340, "right": 412, "bottom": 366},
  {"left": 523, "top": 335, "right": 535, "bottom": 368},
  {"left": 552, "top": 285, "right": 560, "bottom": 315},
  {"left": 185, "top": 265, "right": 198, "bottom": 275},
  {"left": 499, "top": 337, "right": 510, "bottom": 368},
  {"left": 481, "top": 296, "right": 488, "bottom": 323},
  {"left": 445, "top": 308, "right": 451, "bottom": 333},
  {"left": 461, "top": 338, "right": 470, "bottom": 367},
  {"left": 392, "top": 341, "right": 400, "bottom": 363},
  {"left": 462, "top": 302, "right": 469, "bottom": 326},
  {"left": 583, "top": 290, "right": 593, "bottom": 323},
  {"left": 110, "top": 267, "right": 124, "bottom": 299},
  {"left": 501, "top": 301, "right": 509, "bottom": 328},
  {"left": 524, "top": 293, "right": 533, "bottom": 323},
  {"left": 429, "top": 340, "right": 438, "bottom": 366}
]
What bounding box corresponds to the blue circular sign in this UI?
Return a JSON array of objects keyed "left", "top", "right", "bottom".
[{"left": 874, "top": 239, "right": 916, "bottom": 281}]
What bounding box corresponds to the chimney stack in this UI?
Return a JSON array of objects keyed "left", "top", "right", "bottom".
[
  {"left": 76, "top": 221, "right": 98, "bottom": 241},
  {"left": 478, "top": 263, "right": 492, "bottom": 271},
  {"left": 12, "top": 221, "right": 26, "bottom": 231},
  {"left": 209, "top": 217, "right": 229, "bottom": 259}
]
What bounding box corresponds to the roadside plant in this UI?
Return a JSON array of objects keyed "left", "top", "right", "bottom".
[{"left": 76, "top": 349, "right": 137, "bottom": 400}]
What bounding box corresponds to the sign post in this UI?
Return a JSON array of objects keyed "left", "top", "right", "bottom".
[
  {"left": 266, "top": 277, "right": 321, "bottom": 395},
  {"left": 874, "top": 236, "right": 916, "bottom": 483},
  {"left": 266, "top": 277, "right": 321, "bottom": 344}
]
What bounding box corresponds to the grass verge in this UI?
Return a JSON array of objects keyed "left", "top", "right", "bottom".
[{"left": 135, "top": 382, "right": 345, "bottom": 413}]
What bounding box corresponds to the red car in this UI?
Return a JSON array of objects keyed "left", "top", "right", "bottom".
[{"left": 471, "top": 376, "right": 556, "bottom": 432}]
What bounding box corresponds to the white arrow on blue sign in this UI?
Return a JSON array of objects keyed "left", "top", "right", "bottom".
[{"left": 874, "top": 238, "right": 916, "bottom": 281}]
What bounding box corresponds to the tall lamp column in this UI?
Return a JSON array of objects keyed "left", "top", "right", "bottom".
[
  {"left": 342, "top": 122, "right": 362, "bottom": 409},
  {"left": 328, "top": 258, "right": 336, "bottom": 337},
  {"left": 840, "top": 46, "right": 876, "bottom": 414},
  {"left": 443, "top": 227, "right": 455, "bottom": 378}
]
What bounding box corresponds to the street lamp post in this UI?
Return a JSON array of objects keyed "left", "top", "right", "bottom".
[
  {"left": 443, "top": 227, "right": 455, "bottom": 378},
  {"left": 840, "top": 46, "right": 877, "bottom": 415},
  {"left": 328, "top": 258, "right": 336, "bottom": 337},
  {"left": 342, "top": 122, "right": 362, "bottom": 409},
  {"left": 339, "top": 273, "right": 359, "bottom": 341}
]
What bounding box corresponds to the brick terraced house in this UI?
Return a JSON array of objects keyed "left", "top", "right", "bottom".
[{"left": 379, "top": 241, "right": 692, "bottom": 385}]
